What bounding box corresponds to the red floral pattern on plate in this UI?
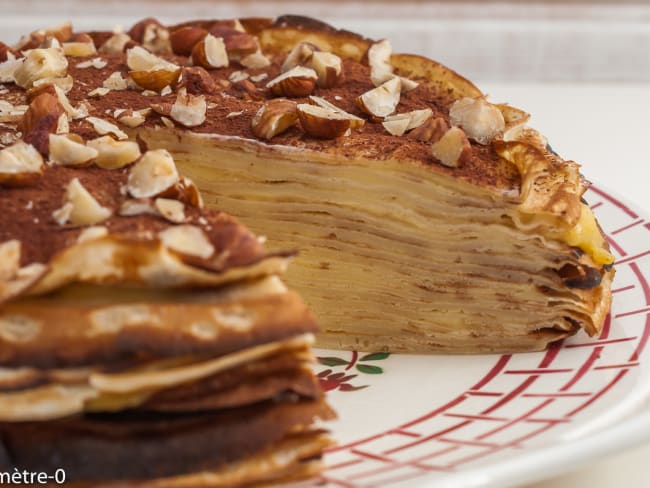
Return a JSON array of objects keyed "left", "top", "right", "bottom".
[{"left": 317, "top": 352, "right": 391, "bottom": 392}]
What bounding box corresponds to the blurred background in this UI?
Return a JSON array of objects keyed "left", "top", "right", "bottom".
[{"left": 1, "top": 0, "right": 648, "bottom": 82}]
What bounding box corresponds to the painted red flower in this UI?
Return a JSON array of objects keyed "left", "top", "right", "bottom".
[{"left": 317, "top": 369, "right": 368, "bottom": 392}]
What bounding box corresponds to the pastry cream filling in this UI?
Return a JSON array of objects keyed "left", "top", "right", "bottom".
[{"left": 559, "top": 204, "right": 614, "bottom": 265}]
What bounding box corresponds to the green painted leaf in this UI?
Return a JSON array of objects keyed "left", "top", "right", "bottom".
[
  {"left": 360, "top": 352, "right": 390, "bottom": 362},
  {"left": 317, "top": 356, "right": 349, "bottom": 367},
  {"left": 356, "top": 364, "right": 383, "bottom": 374}
]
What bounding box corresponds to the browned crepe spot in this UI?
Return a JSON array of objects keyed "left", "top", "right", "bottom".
[
  {"left": 0, "top": 398, "right": 334, "bottom": 481},
  {"left": 0, "top": 289, "right": 315, "bottom": 368}
]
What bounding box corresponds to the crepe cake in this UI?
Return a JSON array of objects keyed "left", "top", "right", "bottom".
[
  {"left": 0, "top": 15, "right": 613, "bottom": 354},
  {"left": 0, "top": 118, "right": 333, "bottom": 483}
]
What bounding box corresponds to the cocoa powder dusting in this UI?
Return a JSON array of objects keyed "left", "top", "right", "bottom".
[
  {"left": 0, "top": 165, "right": 268, "bottom": 269},
  {"left": 2, "top": 30, "right": 519, "bottom": 187}
]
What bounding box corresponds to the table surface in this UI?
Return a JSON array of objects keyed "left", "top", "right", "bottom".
[{"left": 482, "top": 82, "right": 650, "bottom": 488}]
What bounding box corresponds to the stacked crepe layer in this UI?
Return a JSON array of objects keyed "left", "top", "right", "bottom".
[
  {"left": 146, "top": 130, "right": 612, "bottom": 354},
  {"left": 0, "top": 327, "right": 332, "bottom": 486},
  {"left": 0, "top": 14, "right": 613, "bottom": 357},
  {"left": 0, "top": 149, "right": 332, "bottom": 484},
  {"left": 169, "top": 17, "right": 613, "bottom": 353}
]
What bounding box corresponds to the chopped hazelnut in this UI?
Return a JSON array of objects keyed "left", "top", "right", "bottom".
[
  {"left": 99, "top": 32, "right": 131, "bottom": 54},
  {"left": 281, "top": 42, "right": 318, "bottom": 72},
  {"left": 449, "top": 97, "right": 505, "bottom": 145},
  {"left": 103, "top": 72, "right": 128, "bottom": 91},
  {"left": 115, "top": 108, "right": 150, "bottom": 128},
  {"left": 407, "top": 116, "right": 449, "bottom": 143},
  {"left": 297, "top": 103, "right": 351, "bottom": 139},
  {"left": 266, "top": 66, "right": 317, "bottom": 98},
  {"left": 159, "top": 225, "right": 215, "bottom": 259},
  {"left": 127, "top": 149, "right": 179, "bottom": 198},
  {"left": 310, "top": 51, "right": 343, "bottom": 88},
  {"left": 182, "top": 66, "right": 218, "bottom": 95},
  {"left": 251, "top": 99, "right": 298, "bottom": 140},
  {"left": 192, "top": 34, "right": 229, "bottom": 69},
  {"left": 53, "top": 177, "right": 112, "bottom": 226},
  {"left": 431, "top": 126, "right": 472, "bottom": 168},
  {"left": 87, "top": 136, "right": 141, "bottom": 169},
  {"left": 48, "top": 134, "right": 98, "bottom": 166},
  {"left": 0, "top": 141, "right": 43, "bottom": 186},
  {"left": 356, "top": 77, "right": 401, "bottom": 120},
  {"left": 86, "top": 116, "right": 128, "bottom": 140},
  {"left": 309, "top": 96, "right": 365, "bottom": 129},
  {"left": 155, "top": 198, "right": 186, "bottom": 223},
  {"left": 382, "top": 108, "right": 433, "bottom": 136},
  {"left": 240, "top": 51, "right": 270, "bottom": 69},
  {"left": 76, "top": 57, "right": 107, "bottom": 69},
  {"left": 20, "top": 92, "right": 65, "bottom": 155},
  {"left": 169, "top": 88, "right": 206, "bottom": 127},
  {"left": 141, "top": 22, "right": 172, "bottom": 54},
  {"left": 62, "top": 39, "right": 97, "bottom": 57},
  {"left": 14, "top": 48, "right": 68, "bottom": 89},
  {"left": 170, "top": 26, "right": 208, "bottom": 56}
]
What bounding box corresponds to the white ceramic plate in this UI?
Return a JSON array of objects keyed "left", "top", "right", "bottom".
[{"left": 306, "top": 186, "right": 650, "bottom": 488}]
